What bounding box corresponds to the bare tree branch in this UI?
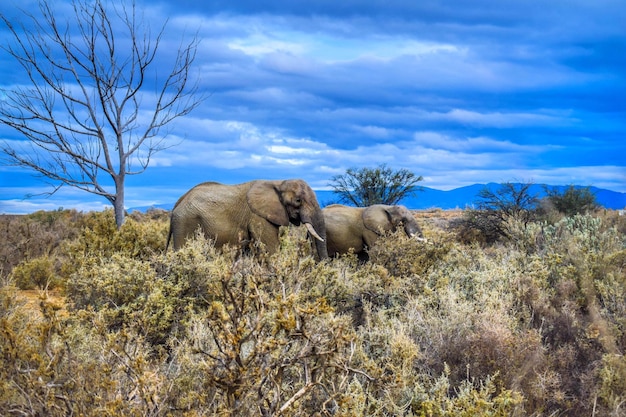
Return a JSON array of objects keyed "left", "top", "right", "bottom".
[{"left": 0, "top": 0, "right": 202, "bottom": 227}]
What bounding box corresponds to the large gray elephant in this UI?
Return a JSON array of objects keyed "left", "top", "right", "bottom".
[
  {"left": 167, "top": 179, "right": 328, "bottom": 260},
  {"left": 323, "top": 204, "right": 425, "bottom": 260}
]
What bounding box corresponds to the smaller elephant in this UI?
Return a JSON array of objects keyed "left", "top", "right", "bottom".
[{"left": 323, "top": 204, "right": 425, "bottom": 260}]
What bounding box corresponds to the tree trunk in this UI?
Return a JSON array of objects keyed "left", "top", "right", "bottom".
[{"left": 113, "top": 178, "right": 125, "bottom": 229}]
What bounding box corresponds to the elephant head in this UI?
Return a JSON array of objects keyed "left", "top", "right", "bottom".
[
  {"left": 167, "top": 179, "right": 328, "bottom": 260},
  {"left": 363, "top": 204, "right": 425, "bottom": 241},
  {"left": 247, "top": 179, "right": 328, "bottom": 259}
]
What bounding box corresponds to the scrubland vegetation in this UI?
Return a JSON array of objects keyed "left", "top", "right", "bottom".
[{"left": 1, "top": 205, "right": 625, "bottom": 416}]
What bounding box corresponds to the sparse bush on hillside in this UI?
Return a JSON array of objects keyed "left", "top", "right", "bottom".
[
  {"left": 452, "top": 182, "right": 541, "bottom": 244},
  {"left": 1, "top": 207, "right": 625, "bottom": 416},
  {"left": 544, "top": 184, "right": 599, "bottom": 217}
]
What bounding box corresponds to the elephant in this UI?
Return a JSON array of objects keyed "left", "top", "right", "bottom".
[
  {"left": 166, "top": 179, "right": 328, "bottom": 260},
  {"left": 323, "top": 204, "right": 425, "bottom": 261}
]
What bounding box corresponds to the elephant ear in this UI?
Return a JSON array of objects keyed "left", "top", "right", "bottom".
[
  {"left": 363, "top": 205, "right": 393, "bottom": 235},
  {"left": 247, "top": 181, "right": 290, "bottom": 226}
]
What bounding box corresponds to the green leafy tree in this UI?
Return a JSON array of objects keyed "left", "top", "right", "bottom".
[
  {"left": 543, "top": 185, "right": 598, "bottom": 216},
  {"left": 329, "top": 164, "right": 423, "bottom": 207},
  {"left": 0, "top": 0, "right": 202, "bottom": 228}
]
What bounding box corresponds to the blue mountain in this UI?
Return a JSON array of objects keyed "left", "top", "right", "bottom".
[
  {"left": 130, "top": 184, "right": 626, "bottom": 212},
  {"left": 317, "top": 183, "right": 626, "bottom": 210}
]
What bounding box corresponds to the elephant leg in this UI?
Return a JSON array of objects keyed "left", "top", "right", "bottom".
[
  {"left": 171, "top": 216, "right": 198, "bottom": 250},
  {"left": 362, "top": 229, "right": 380, "bottom": 250},
  {"left": 248, "top": 217, "right": 280, "bottom": 253},
  {"left": 357, "top": 250, "right": 370, "bottom": 263}
]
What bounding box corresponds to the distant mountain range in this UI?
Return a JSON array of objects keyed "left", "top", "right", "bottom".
[
  {"left": 130, "top": 183, "right": 626, "bottom": 212},
  {"left": 319, "top": 183, "right": 626, "bottom": 210}
]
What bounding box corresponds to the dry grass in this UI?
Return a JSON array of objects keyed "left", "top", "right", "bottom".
[
  {"left": 1, "top": 208, "right": 625, "bottom": 416},
  {"left": 16, "top": 289, "right": 67, "bottom": 319}
]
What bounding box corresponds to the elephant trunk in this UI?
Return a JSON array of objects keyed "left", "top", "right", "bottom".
[
  {"left": 314, "top": 232, "right": 329, "bottom": 260},
  {"left": 405, "top": 222, "right": 427, "bottom": 242},
  {"left": 302, "top": 208, "right": 328, "bottom": 260}
]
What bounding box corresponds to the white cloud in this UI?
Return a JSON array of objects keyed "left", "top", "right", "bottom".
[
  {"left": 0, "top": 187, "right": 109, "bottom": 214},
  {"left": 228, "top": 33, "right": 306, "bottom": 57},
  {"left": 411, "top": 131, "right": 548, "bottom": 153},
  {"left": 352, "top": 125, "right": 394, "bottom": 139},
  {"left": 438, "top": 109, "right": 571, "bottom": 127},
  {"left": 1, "top": 0, "right": 623, "bottom": 214}
]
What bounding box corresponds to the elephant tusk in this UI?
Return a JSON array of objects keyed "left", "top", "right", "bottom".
[
  {"left": 305, "top": 222, "right": 325, "bottom": 242},
  {"left": 412, "top": 235, "right": 428, "bottom": 243}
]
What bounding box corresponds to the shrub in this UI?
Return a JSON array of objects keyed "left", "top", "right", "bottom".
[
  {"left": 2, "top": 208, "right": 625, "bottom": 416},
  {"left": 544, "top": 185, "right": 599, "bottom": 216},
  {"left": 66, "top": 209, "right": 168, "bottom": 259},
  {"left": 131, "top": 234, "right": 363, "bottom": 414},
  {"left": 507, "top": 214, "right": 626, "bottom": 414},
  {"left": 67, "top": 236, "right": 218, "bottom": 346},
  {"left": 453, "top": 182, "right": 540, "bottom": 244},
  {"left": 410, "top": 369, "right": 523, "bottom": 416},
  {"left": 10, "top": 256, "right": 58, "bottom": 290},
  {"left": 0, "top": 209, "right": 82, "bottom": 279},
  {"left": 0, "top": 283, "right": 170, "bottom": 416},
  {"left": 450, "top": 209, "right": 502, "bottom": 244},
  {"left": 61, "top": 209, "right": 168, "bottom": 280},
  {"left": 369, "top": 229, "right": 452, "bottom": 279},
  {"left": 598, "top": 353, "right": 626, "bottom": 414}
]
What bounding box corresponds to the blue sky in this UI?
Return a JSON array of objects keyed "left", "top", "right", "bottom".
[{"left": 1, "top": 0, "right": 625, "bottom": 213}]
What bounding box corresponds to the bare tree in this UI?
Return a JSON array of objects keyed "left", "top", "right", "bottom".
[
  {"left": 0, "top": 0, "right": 202, "bottom": 228},
  {"left": 329, "top": 164, "right": 423, "bottom": 207},
  {"left": 455, "top": 181, "right": 540, "bottom": 243}
]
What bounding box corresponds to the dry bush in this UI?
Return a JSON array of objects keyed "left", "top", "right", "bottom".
[
  {"left": 450, "top": 209, "right": 504, "bottom": 245},
  {"left": 0, "top": 209, "right": 83, "bottom": 279},
  {"left": 1, "top": 208, "right": 168, "bottom": 286},
  {"left": 1, "top": 208, "right": 625, "bottom": 416},
  {"left": 61, "top": 209, "right": 169, "bottom": 282},
  {"left": 0, "top": 280, "right": 172, "bottom": 416},
  {"left": 369, "top": 228, "right": 452, "bottom": 279},
  {"left": 10, "top": 255, "right": 59, "bottom": 290},
  {"left": 165, "top": 241, "right": 360, "bottom": 415},
  {"left": 63, "top": 209, "right": 168, "bottom": 261},
  {"left": 502, "top": 214, "right": 626, "bottom": 414},
  {"left": 598, "top": 209, "right": 626, "bottom": 236},
  {"left": 66, "top": 231, "right": 221, "bottom": 347}
]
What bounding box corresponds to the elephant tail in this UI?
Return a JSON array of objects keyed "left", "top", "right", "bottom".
[{"left": 165, "top": 225, "right": 173, "bottom": 253}]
